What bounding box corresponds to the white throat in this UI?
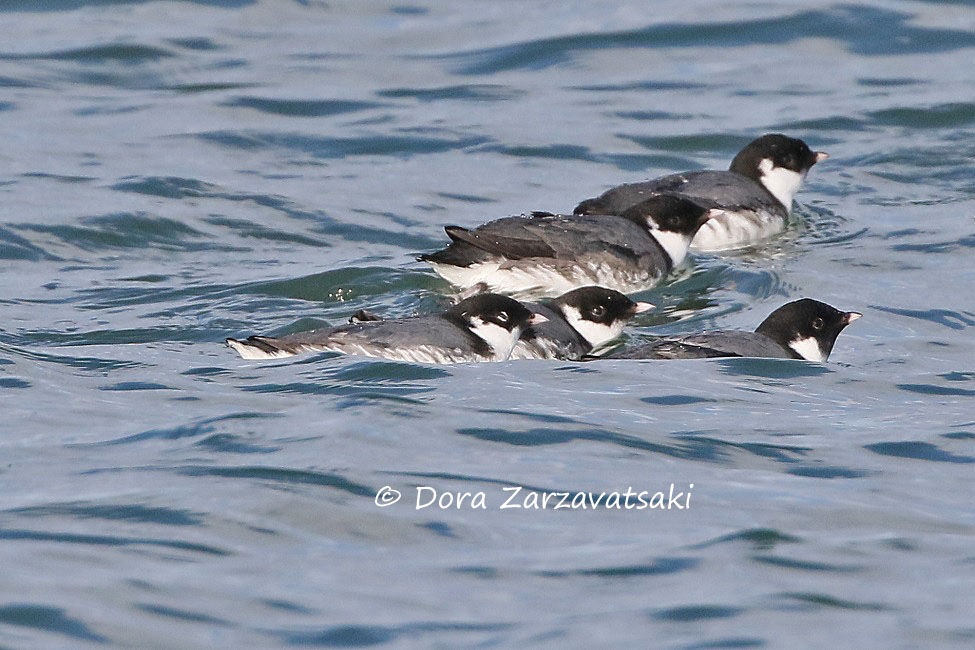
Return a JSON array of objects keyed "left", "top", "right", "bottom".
[
  {"left": 647, "top": 227, "right": 693, "bottom": 267},
  {"left": 560, "top": 305, "right": 624, "bottom": 349},
  {"left": 788, "top": 335, "right": 825, "bottom": 362},
  {"left": 468, "top": 316, "right": 520, "bottom": 360},
  {"left": 758, "top": 158, "right": 805, "bottom": 213}
]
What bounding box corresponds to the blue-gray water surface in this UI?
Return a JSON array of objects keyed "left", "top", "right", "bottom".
[{"left": 2, "top": 1, "right": 974, "bottom": 647}]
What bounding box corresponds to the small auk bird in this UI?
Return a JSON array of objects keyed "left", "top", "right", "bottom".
[
  {"left": 419, "top": 194, "right": 715, "bottom": 297},
  {"left": 574, "top": 134, "right": 829, "bottom": 251},
  {"left": 226, "top": 293, "right": 546, "bottom": 364},
  {"left": 341, "top": 286, "right": 653, "bottom": 361},
  {"left": 608, "top": 298, "right": 861, "bottom": 362}
]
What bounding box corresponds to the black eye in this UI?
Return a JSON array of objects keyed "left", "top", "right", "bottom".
[
  {"left": 782, "top": 153, "right": 796, "bottom": 168},
  {"left": 496, "top": 311, "right": 509, "bottom": 324},
  {"left": 812, "top": 317, "right": 824, "bottom": 330},
  {"left": 591, "top": 305, "right": 606, "bottom": 319}
]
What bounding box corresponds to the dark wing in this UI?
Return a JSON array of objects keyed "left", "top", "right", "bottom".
[
  {"left": 575, "top": 171, "right": 781, "bottom": 216},
  {"left": 610, "top": 337, "right": 736, "bottom": 360},
  {"left": 443, "top": 225, "right": 558, "bottom": 260},
  {"left": 523, "top": 214, "right": 660, "bottom": 257},
  {"left": 275, "top": 316, "right": 479, "bottom": 353},
  {"left": 422, "top": 213, "right": 661, "bottom": 266},
  {"left": 612, "top": 331, "right": 792, "bottom": 360}
]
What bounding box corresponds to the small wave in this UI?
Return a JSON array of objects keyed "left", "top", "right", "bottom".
[
  {"left": 6, "top": 502, "right": 202, "bottom": 526},
  {"left": 0, "top": 527, "right": 229, "bottom": 556},
  {"left": 691, "top": 527, "right": 800, "bottom": 551},
  {"left": 865, "top": 440, "right": 975, "bottom": 463},
  {"left": 752, "top": 555, "right": 862, "bottom": 573},
  {"left": 1, "top": 43, "right": 175, "bottom": 63},
  {"left": 221, "top": 96, "right": 386, "bottom": 117},
  {"left": 269, "top": 622, "right": 511, "bottom": 647},
  {"left": 175, "top": 465, "right": 375, "bottom": 497},
  {"left": 539, "top": 557, "right": 699, "bottom": 578},
  {"left": 775, "top": 592, "right": 889, "bottom": 611},
  {"left": 8, "top": 212, "right": 244, "bottom": 254},
  {"left": 0, "top": 604, "right": 107, "bottom": 643},
  {"left": 868, "top": 103, "right": 975, "bottom": 129},
  {"left": 432, "top": 6, "right": 975, "bottom": 76},
  {"left": 197, "top": 129, "right": 489, "bottom": 159},
  {"left": 0, "top": 0, "right": 253, "bottom": 10},
  {"left": 377, "top": 84, "right": 522, "bottom": 102},
  {"left": 651, "top": 604, "right": 744, "bottom": 622},
  {"left": 137, "top": 604, "right": 233, "bottom": 627},
  {"left": 786, "top": 466, "right": 870, "bottom": 479}
]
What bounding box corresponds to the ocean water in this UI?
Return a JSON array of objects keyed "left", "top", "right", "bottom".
[{"left": 2, "top": 0, "right": 974, "bottom": 647}]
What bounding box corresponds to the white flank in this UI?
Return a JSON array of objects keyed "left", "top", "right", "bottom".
[
  {"left": 226, "top": 339, "right": 295, "bottom": 360},
  {"left": 229, "top": 336, "right": 491, "bottom": 365},
  {"left": 432, "top": 259, "right": 658, "bottom": 297},
  {"left": 757, "top": 158, "right": 806, "bottom": 213},
  {"left": 560, "top": 305, "right": 624, "bottom": 349},
  {"left": 648, "top": 229, "right": 693, "bottom": 268},
  {"left": 691, "top": 208, "right": 786, "bottom": 251},
  {"left": 509, "top": 337, "right": 566, "bottom": 360},
  {"left": 467, "top": 316, "right": 520, "bottom": 360},
  {"left": 788, "top": 335, "right": 825, "bottom": 362},
  {"left": 426, "top": 261, "right": 502, "bottom": 289}
]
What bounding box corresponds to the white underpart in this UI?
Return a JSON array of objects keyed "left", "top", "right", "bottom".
[
  {"left": 758, "top": 158, "right": 806, "bottom": 214},
  {"left": 429, "top": 260, "right": 658, "bottom": 298},
  {"left": 560, "top": 305, "right": 624, "bottom": 349},
  {"left": 467, "top": 316, "right": 521, "bottom": 360},
  {"left": 427, "top": 261, "right": 503, "bottom": 291},
  {"left": 227, "top": 339, "right": 295, "bottom": 360},
  {"left": 647, "top": 228, "right": 694, "bottom": 268},
  {"left": 509, "top": 337, "right": 567, "bottom": 360},
  {"left": 228, "top": 338, "right": 492, "bottom": 364},
  {"left": 788, "top": 335, "right": 825, "bottom": 362},
  {"left": 690, "top": 208, "right": 786, "bottom": 251}
]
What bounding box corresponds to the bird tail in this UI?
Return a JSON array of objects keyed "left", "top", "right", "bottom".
[
  {"left": 573, "top": 198, "right": 603, "bottom": 215},
  {"left": 225, "top": 336, "right": 297, "bottom": 360}
]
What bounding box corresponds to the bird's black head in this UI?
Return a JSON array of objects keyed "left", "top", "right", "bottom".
[
  {"left": 729, "top": 133, "right": 826, "bottom": 180},
  {"left": 755, "top": 298, "right": 862, "bottom": 362},
  {"left": 448, "top": 293, "right": 539, "bottom": 332},
  {"left": 547, "top": 286, "right": 653, "bottom": 349},
  {"left": 552, "top": 286, "right": 652, "bottom": 325},
  {"left": 621, "top": 193, "right": 713, "bottom": 236}
]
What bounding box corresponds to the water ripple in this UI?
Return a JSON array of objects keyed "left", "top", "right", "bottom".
[
  {"left": 864, "top": 441, "right": 975, "bottom": 463},
  {"left": 0, "top": 43, "right": 176, "bottom": 63},
  {"left": 0, "top": 527, "right": 229, "bottom": 556},
  {"left": 651, "top": 604, "right": 744, "bottom": 622},
  {"left": 377, "top": 84, "right": 523, "bottom": 102},
  {"left": 775, "top": 592, "right": 889, "bottom": 611},
  {"left": 7, "top": 502, "right": 202, "bottom": 526},
  {"left": 175, "top": 465, "right": 375, "bottom": 497},
  {"left": 197, "top": 130, "right": 489, "bottom": 160},
  {"left": 691, "top": 528, "right": 800, "bottom": 551},
  {"left": 0, "top": 604, "right": 107, "bottom": 643},
  {"left": 538, "top": 558, "right": 698, "bottom": 578},
  {"left": 9, "top": 213, "right": 243, "bottom": 254},
  {"left": 433, "top": 6, "right": 975, "bottom": 75},
  {"left": 221, "top": 97, "right": 386, "bottom": 117},
  {"left": 268, "top": 622, "right": 512, "bottom": 646}
]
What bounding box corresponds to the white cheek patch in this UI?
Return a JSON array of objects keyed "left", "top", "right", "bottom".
[
  {"left": 560, "top": 305, "right": 624, "bottom": 349},
  {"left": 788, "top": 335, "right": 825, "bottom": 362},
  {"left": 758, "top": 158, "right": 806, "bottom": 213},
  {"left": 468, "top": 316, "right": 520, "bottom": 360},
  {"left": 647, "top": 227, "right": 694, "bottom": 267}
]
